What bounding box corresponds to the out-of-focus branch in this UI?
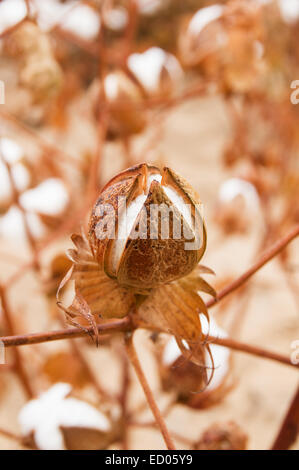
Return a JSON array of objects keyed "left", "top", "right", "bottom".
[
  {"left": 125, "top": 334, "right": 176, "bottom": 450},
  {"left": 271, "top": 383, "right": 299, "bottom": 450},
  {"left": 0, "top": 286, "right": 34, "bottom": 398}
]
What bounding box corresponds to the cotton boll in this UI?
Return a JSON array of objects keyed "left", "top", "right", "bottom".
[
  {"left": 19, "top": 383, "right": 112, "bottom": 450},
  {"left": 0, "top": 137, "right": 23, "bottom": 163},
  {"left": 137, "top": 0, "right": 165, "bottom": 16},
  {"left": 160, "top": 315, "right": 231, "bottom": 407},
  {"left": 36, "top": 1, "right": 100, "bottom": 39},
  {"left": 0, "top": 0, "right": 27, "bottom": 34},
  {"left": 218, "top": 178, "right": 260, "bottom": 210},
  {"left": 0, "top": 206, "right": 45, "bottom": 240},
  {"left": 278, "top": 0, "right": 299, "bottom": 23},
  {"left": 188, "top": 5, "right": 225, "bottom": 36},
  {"left": 102, "top": 71, "right": 146, "bottom": 138},
  {"left": 104, "top": 7, "right": 128, "bottom": 31},
  {"left": 162, "top": 317, "right": 230, "bottom": 392},
  {"left": 35, "top": 0, "right": 101, "bottom": 39},
  {"left": 179, "top": 4, "right": 227, "bottom": 68},
  {"left": 62, "top": 5, "right": 101, "bottom": 40},
  {"left": 127, "top": 47, "right": 183, "bottom": 95},
  {"left": 215, "top": 178, "right": 260, "bottom": 235},
  {"left": 20, "top": 178, "right": 69, "bottom": 216}
]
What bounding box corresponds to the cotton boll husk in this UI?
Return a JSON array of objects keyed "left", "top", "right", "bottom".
[{"left": 103, "top": 72, "right": 147, "bottom": 139}]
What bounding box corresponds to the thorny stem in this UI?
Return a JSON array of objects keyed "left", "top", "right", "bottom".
[
  {"left": 206, "top": 224, "right": 299, "bottom": 309},
  {"left": 125, "top": 334, "right": 176, "bottom": 450},
  {"left": 271, "top": 383, "right": 299, "bottom": 450}
]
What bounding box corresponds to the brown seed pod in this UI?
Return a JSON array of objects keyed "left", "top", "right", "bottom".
[
  {"left": 89, "top": 163, "right": 206, "bottom": 291},
  {"left": 6, "top": 21, "right": 63, "bottom": 102},
  {"left": 103, "top": 71, "right": 147, "bottom": 139},
  {"left": 58, "top": 164, "right": 215, "bottom": 366}
]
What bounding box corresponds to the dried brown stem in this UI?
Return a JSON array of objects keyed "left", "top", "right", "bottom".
[
  {"left": 271, "top": 383, "right": 299, "bottom": 450},
  {"left": 125, "top": 334, "right": 176, "bottom": 450},
  {"left": 208, "top": 335, "right": 296, "bottom": 368},
  {"left": 1, "top": 317, "right": 132, "bottom": 347},
  {"left": 1, "top": 317, "right": 296, "bottom": 369}
]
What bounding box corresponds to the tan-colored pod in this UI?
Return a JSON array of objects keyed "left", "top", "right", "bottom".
[
  {"left": 104, "top": 71, "right": 147, "bottom": 139},
  {"left": 88, "top": 163, "right": 206, "bottom": 292}
]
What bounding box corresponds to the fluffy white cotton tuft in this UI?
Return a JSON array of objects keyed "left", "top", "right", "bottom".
[
  {"left": 218, "top": 178, "right": 260, "bottom": 210},
  {"left": 128, "top": 48, "right": 182, "bottom": 93},
  {"left": 20, "top": 178, "right": 69, "bottom": 216},
  {"left": 188, "top": 5, "right": 224, "bottom": 35},
  {"left": 19, "top": 383, "right": 111, "bottom": 450}
]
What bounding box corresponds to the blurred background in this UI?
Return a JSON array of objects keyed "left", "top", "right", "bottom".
[{"left": 0, "top": 0, "right": 298, "bottom": 450}]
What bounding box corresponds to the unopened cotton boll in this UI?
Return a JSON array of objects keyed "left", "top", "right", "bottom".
[
  {"left": 20, "top": 178, "right": 69, "bottom": 216},
  {"left": 19, "top": 383, "right": 112, "bottom": 450}
]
